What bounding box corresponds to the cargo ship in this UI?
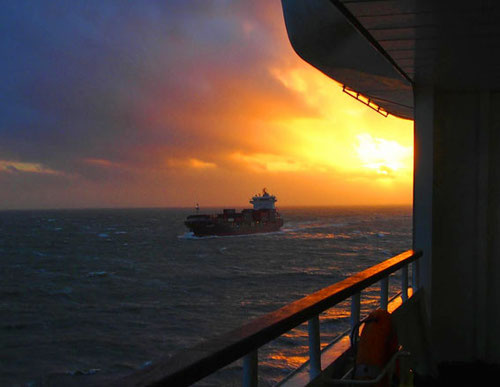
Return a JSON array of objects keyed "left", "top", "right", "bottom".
[{"left": 184, "top": 189, "right": 284, "bottom": 236}]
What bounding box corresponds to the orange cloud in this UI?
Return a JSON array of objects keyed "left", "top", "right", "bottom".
[
  {"left": 230, "top": 152, "right": 310, "bottom": 173},
  {"left": 166, "top": 157, "right": 217, "bottom": 170},
  {"left": 83, "top": 158, "right": 122, "bottom": 168},
  {"left": 0, "top": 160, "right": 65, "bottom": 176}
]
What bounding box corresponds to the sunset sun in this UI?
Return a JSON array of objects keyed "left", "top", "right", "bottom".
[{"left": 355, "top": 133, "right": 413, "bottom": 178}]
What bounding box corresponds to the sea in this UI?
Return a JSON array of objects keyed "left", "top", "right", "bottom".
[{"left": 0, "top": 206, "right": 412, "bottom": 386}]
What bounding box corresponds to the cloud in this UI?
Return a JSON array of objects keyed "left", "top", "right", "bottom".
[
  {"left": 230, "top": 151, "right": 330, "bottom": 173},
  {"left": 0, "top": 1, "right": 314, "bottom": 174},
  {"left": 0, "top": 1, "right": 413, "bottom": 209},
  {"left": 0, "top": 160, "right": 66, "bottom": 176},
  {"left": 166, "top": 158, "right": 217, "bottom": 170}
]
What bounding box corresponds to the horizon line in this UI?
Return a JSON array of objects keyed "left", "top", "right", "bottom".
[{"left": 0, "top": 203, "right": 413, "bottom": 212}]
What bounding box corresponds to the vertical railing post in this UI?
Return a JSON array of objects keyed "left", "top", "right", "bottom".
[
  {"left": 308, "top": 315, "right": 321, "bottom": 378},
  {"left": 243, "top": 350, "right": 258, "bottom": 387},
  {"left": 401, "top": 265, "right": 408, "bottom": 302},
  {"left": 412, "top": 259, "right": 420, "bottom": 290},
  {"left": 380, "top": 277, "right": 389, "bottom": 310},
  {"left": 350, "top": 293, "right": 361, "bottom": 331}
]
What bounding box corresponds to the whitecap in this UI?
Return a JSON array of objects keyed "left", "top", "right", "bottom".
[
  {"left": 88, "top": 271, "right": 108, "bottom": 277},
  {"left": 48, "top": 287, "right": 73, "bottom": 295},
  {"left": 140, "top": 360, "right": 153, "bottom": 369},
  {"left": 177, "top": 232, "right": 207, "bottom": 240},
  {"left": 68, "top": 368, "right": 101, "bottom": 376}
]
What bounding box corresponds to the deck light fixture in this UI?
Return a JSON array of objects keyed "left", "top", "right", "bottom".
[{"left": 342, "top": 85, "right": 389, "bottom": 117}]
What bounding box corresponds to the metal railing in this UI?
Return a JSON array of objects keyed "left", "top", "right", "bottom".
[{"left": 117, "top": 249, "right": 422, "bottom": 386}]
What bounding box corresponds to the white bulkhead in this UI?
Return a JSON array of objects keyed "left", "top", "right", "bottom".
[{"left": 250, "top": 188, "right": 277, "bottom": 210}]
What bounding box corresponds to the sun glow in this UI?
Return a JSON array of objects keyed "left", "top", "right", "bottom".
[
  {"left": 231, "top": 152, "right": 309, "bottom": 172},
  {"left": 268, "top": 65, "right": 414, "bottom": 190},
  {"left": 355, "top": 133, "right": 413, "bottom": 177}
]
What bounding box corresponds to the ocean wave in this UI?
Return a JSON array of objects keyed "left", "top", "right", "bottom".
[
  {"left": 177, "top": 232, "right": 211, "bottom": 240},
  {"left": 2, "top": 322, "right": 34, "bottom": 331},
  {"left": 177, "top": 230, "right": 284, "bottom": 240},
  {"left": 87, "top": 271, "right": 109, "bottom": 277},
  {"left": 47, "top": 286, "right": 73, "bottom": 296},
  {"left": 1, "top": 206, "right": 412, "bottom": 386},
  {"left": 67, "top": 368, "right": 101, "bottom": 376},
  {"left": 140, "top": 360, "right": 153, "bottom": 369},
  {"left": 282, "top": 220, "right": 348, "bottom": 232}
]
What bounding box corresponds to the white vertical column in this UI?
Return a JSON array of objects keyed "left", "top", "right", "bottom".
[
  {"left": 380, "top": 277, "right": 389, "bottom": 310},
  {"left": 413, "top": 84, "right": 434, "bottom": 316},
  {"left": 412, "top": 260, "right": 420, "bottom": 290},
  {"left": 308, "top": 316, "right": 321, "bottom": 378},
  {"left": 243, "top": 351, "right": 258, "bottom": 387},
  {"left": 402, "top": 265, "right": 408, "bottom": 302},
  {"left": 474, "top": 90, "right": 490, "bottom": 360},
  {"left": 350, "top": 293, "right": 361, "bottom": 330}
]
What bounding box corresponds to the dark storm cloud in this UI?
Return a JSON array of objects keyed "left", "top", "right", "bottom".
[
  {"left": 2, "top": 1, "right": 187, "bottom": 165},
  {"left": 0, "top": 0, "right": 313, "bottom": 181}
]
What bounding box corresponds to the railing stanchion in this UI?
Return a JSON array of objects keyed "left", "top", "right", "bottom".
[
  {"left": 380, "top": 277, "right": 389, "bottom": 310},
  {"left": 412, "top": 259, "right": 420, "bottom": 290},
  {"left": 243, "top": 350, "right": 258, "bottom": 387},
  {"left": 402, "top": 265, "right": 408, "bottom": 302},
  {"left": 351, "top": 292, "right": 361, "bottom": 331},
  {"left": 308, "top": 315, "right": 321, "bottom": 378}
]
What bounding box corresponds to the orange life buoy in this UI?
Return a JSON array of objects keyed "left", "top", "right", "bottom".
[{"left": 354, "top": 309, "right": 398, "bottom": 386}]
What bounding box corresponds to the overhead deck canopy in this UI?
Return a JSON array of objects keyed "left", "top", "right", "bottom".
[{"left": 281, "top": 0, "right": 500, "bottom": 120}]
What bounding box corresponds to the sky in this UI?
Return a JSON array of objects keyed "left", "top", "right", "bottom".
[{"left": 0, "top": 1, "right": 413, "bottom": 210}]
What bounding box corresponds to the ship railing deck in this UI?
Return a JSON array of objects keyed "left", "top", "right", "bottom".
[{"left": 116, "top": 249, "right": 422, "bottom": 386}]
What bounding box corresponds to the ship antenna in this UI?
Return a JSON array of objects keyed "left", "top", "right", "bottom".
[{"left": 196, "top": 203, "right": 199, "bottom": 213}]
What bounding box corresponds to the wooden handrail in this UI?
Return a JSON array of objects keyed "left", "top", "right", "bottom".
[{"left": 116, "top": 249, "right": 422, "bottom": 387}]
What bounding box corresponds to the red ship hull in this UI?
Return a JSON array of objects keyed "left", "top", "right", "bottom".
[{"left": 184, "top": 208, "right": 284, "bottom": 237}]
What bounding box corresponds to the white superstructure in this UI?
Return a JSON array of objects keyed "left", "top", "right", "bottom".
[{"left": 250, "top": 188, "right": 277, "bottom": 210}]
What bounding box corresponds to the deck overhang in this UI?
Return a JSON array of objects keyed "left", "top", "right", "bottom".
[
  {"left": 281, "top": 0, "right": 413, "bottom": 119},
  {"left": 281, "top": 0, "right": 500, "bottom": 120}
]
